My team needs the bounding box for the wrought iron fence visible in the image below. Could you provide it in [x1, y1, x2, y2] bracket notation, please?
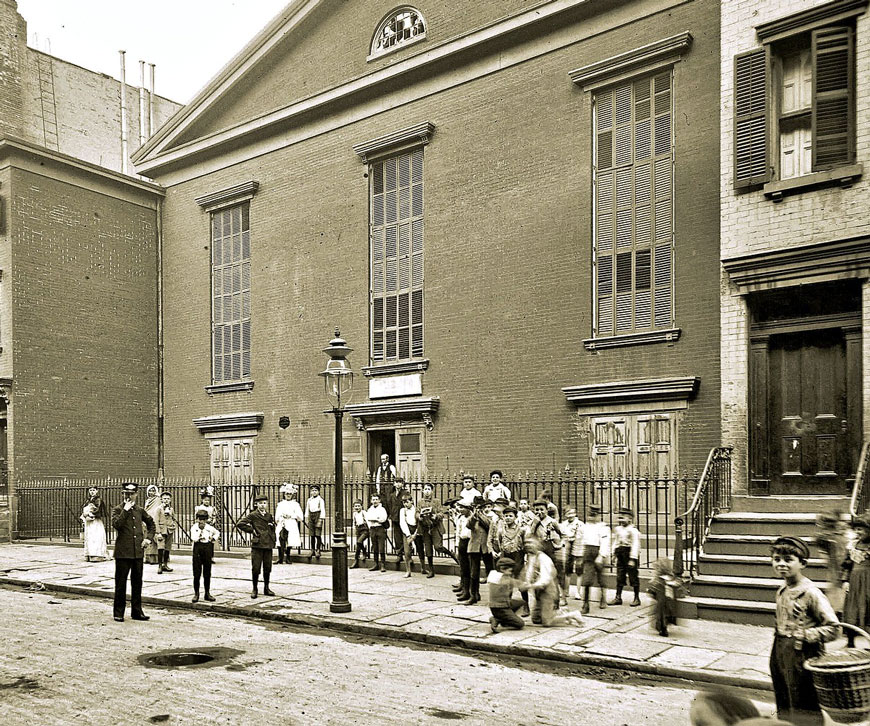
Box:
[16, 472, 699, 569]
[673, 447, 733, 579]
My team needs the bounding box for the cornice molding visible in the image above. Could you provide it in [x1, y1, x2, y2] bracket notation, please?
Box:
[194, 180, 259, 211]
[750, 311, 862, 339]
[562, 377, 699, 407]
[362, 359, 429, 378]
[756, 0, 868, 43]
[353, 122, 434, 163]
[0, 136, 163, 208]
[569, 32, 692, 91]
[193, 411, 264, 432]
[345, 397, 439, 430]
[584, 328, 681, 351]
[722, 236, 870, 292]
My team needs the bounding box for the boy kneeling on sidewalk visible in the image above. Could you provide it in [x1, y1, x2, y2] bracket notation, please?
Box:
[488, 556, 525, 632]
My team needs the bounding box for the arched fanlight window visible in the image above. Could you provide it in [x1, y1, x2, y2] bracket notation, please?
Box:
[370, 7, 426, 58]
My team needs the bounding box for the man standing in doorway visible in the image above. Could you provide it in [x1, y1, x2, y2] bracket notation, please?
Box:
[111, 481, 156, 622]
[374, 453, 397, 496]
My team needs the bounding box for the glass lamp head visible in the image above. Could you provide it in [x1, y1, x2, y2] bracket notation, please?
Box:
[320, 329, 353, 408]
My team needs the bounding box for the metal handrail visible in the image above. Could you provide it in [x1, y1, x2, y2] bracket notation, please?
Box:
[676, 446, 718, 524]
[850, 439, 870, 517]
[673, 446, 732, 579]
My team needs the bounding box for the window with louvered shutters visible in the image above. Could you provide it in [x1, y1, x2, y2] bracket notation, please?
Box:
[593, 73, 674, 338]
[812, 26, 855, 170]
[734, 49, 770, 188]
[211, 203, 252, 383]
[370, 149, 424, 362]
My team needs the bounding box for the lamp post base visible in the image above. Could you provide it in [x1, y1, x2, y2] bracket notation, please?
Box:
[330, 532, 352, 613]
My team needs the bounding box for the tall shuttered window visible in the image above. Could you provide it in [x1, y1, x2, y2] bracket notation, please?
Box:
[593, 72, 674, 338]
[211, 203, 251, 383]
[370, 149, 424, 362]
[734, 24, 855, 187]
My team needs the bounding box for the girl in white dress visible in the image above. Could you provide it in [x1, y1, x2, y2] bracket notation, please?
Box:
[81, 487, 108, 561]
[275, 483, 304, 564]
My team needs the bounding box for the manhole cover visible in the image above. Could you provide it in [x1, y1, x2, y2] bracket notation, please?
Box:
[144, 652, 215, 668]
[137, 646, 244, 670]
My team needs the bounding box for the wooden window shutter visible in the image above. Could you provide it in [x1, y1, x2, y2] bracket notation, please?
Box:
[812, 26, 854, 170]
[734, 49, 770, 188]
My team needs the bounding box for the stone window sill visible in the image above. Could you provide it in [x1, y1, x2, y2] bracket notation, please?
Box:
[584, 328, 681, 351]
[763, 164, 862, 202]
[205, 381, 254, 395]
[362, 359, 429, 378]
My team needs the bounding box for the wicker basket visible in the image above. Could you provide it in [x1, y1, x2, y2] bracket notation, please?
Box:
[805, 623, 870, 724]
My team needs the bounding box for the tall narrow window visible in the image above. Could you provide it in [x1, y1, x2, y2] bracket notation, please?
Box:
[211, 203, 251, 383]
[593, 72, 674, 337]
[370, 149, 424, 362]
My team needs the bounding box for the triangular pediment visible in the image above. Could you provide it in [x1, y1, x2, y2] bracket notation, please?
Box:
[133, 0, 330, 171]
[133, 0, 592, 177]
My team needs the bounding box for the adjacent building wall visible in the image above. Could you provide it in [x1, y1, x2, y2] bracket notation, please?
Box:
[7, 152, 162, 482]
[720, 0, 870, 492]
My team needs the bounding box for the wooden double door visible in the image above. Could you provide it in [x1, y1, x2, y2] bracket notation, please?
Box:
[751, 326, 861, 495]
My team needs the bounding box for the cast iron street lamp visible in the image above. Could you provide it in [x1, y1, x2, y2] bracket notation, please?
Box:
[319, 329, 353, 613]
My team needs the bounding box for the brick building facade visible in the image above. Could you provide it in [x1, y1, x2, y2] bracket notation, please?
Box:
[0, 0, 181, 539]
[136, 0, 722, 484]
[720, 0, 870, 497]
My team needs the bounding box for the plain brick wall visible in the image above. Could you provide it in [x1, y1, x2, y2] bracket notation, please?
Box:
[159, 0, 721, 479]
[9, 167, 160, 480]
[720, 0, 870, 492]
[19, 51, 181, 173]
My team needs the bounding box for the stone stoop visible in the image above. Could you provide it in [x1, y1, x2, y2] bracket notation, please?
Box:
[680, 496, 848, 625]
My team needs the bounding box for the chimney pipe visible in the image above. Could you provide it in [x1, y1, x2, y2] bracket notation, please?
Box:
[138, 60, 146, 146]
[148, 63, 155, 138]
[119, 50, 128, 174]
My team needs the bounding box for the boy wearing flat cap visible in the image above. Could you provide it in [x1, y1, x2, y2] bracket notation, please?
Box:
[236, 493, 277, 598]
[610, 507, 641, 607]
[111, 481, 156, 622]
[769, 535, 839, 726]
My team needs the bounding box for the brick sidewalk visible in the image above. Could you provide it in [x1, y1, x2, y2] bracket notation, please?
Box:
[0, 541, 775, 690]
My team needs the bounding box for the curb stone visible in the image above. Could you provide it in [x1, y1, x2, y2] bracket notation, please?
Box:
[0, 574, 772, 692]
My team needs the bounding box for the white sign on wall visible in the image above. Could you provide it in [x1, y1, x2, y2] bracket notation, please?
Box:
[369, 373, 423, 399]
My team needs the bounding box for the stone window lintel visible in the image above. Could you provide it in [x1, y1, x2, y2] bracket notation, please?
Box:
[194, 180, 259, 212]
[569, 32, 692, 91]
[353, 121, 435, 164]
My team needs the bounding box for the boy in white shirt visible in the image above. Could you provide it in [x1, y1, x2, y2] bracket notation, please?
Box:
[350, 499, 369, 569]
[576, 504, 611, 614]
[365, 494, 388, 572]
[482, 470, 511, 503]
[458, 475, 482, 506]
[399, 495, 421, 577]
[610, 507, 642, 606]
[190, 510, 220, 603]
[304, 485, 327, 561]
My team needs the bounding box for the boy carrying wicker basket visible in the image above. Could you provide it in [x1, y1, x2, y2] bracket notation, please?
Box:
[770, 535, 840, 726]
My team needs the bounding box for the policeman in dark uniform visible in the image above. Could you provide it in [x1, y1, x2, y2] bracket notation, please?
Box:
[111, 481, 156, 622]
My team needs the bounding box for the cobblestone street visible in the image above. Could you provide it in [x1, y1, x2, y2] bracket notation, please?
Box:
[0, 542, 778, 690]
[0, 586, 778, 726]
